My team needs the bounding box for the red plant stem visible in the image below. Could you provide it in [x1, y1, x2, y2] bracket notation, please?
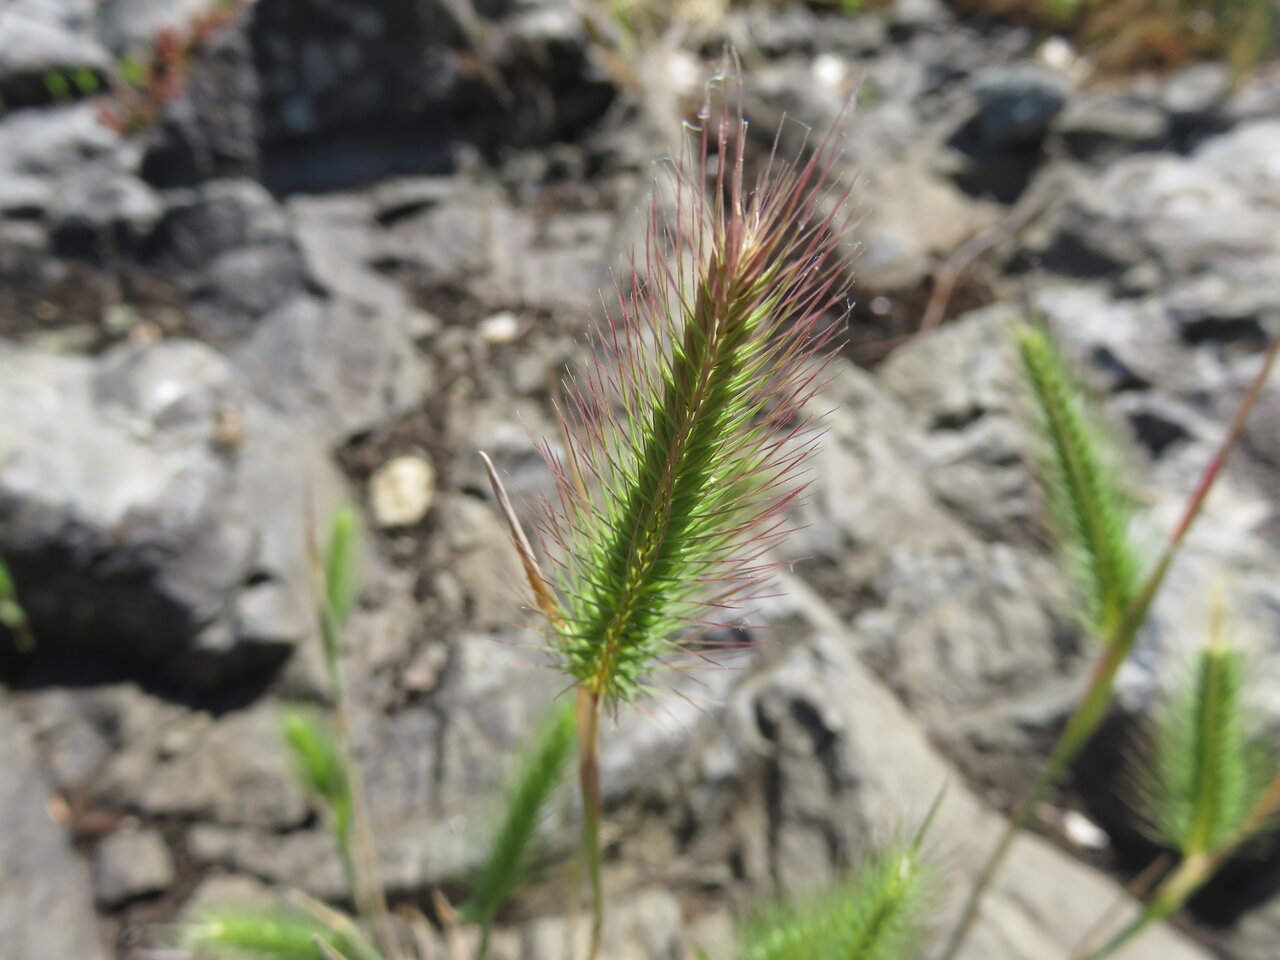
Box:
[576, 687, 604, 960]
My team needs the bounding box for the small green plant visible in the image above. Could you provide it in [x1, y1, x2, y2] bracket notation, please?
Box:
[941, 319, 1280, 960]
[1016, 325, 1141, 642]
[1070, 611, 1279, 959]
[740, 792, 942, 960]
[740, 845, 930, 960]
[192, 67, 876, 960]
[461, 701, 577, 960]
[0, 556, 34, 652]
[188, 506, 576, 960]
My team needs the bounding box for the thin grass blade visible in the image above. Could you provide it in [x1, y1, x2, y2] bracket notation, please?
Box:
[462, 700, 577, 938]
[186, 906, 368, 960]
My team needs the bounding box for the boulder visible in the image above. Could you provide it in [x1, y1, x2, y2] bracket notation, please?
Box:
[0, 339, 347, 683]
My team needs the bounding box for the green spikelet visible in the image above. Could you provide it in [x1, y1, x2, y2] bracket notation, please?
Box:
[1144, 635, 1270, 857]
[186, 907, 362, 960]
[1081, 632, 1279, 959]
[280, 707, 353, 849]
[1015, 323, 1141, 641]
[462, 702, 577, 936]
[740, 845, 930, 960]
[325, 506, 360, 633]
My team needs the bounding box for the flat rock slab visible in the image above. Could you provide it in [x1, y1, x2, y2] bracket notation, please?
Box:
[0, 695, 103, 960]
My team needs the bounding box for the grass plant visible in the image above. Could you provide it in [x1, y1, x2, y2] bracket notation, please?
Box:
[940, 320, 1280, 960]
[1070, 612, 1279, 959]
[481, 70, 853, 956]
[184, 63, 1280, 960]
[0, 556, 34, 651]
[740, 845, 931, 960]
[740, 791, 942, 960]
[461, 701, 578, 960]
[188, 507, 578, 960]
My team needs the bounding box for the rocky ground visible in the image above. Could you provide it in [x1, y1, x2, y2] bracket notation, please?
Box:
[2, 0, 1280, 958]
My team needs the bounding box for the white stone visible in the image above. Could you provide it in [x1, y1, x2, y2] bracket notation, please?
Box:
[479, 311, 521, 344]
[369, 455, 436, 528]
[1063, 808, 1111, 851]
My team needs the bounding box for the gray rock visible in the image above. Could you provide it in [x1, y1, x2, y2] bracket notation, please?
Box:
[1196, 119, 1280, 206]
[878, 287, 1280, 872]
[854, 541, 1081, 783]
[188, 243, 308, 341]
[0, 103, 121, 217]
[1042, 122, 1280, 285]
[288, 190, 428, 317]
[888, 0, 954, 32]
[138, 703, 311, 829]
[1055, 92, 1169, 163]
[187, 823, 348, 900]
[232, 580, 311, 655]
[0, 338, 349, 681]
[480, 208, 615, 316]
[232, 294, 428, 443]
[18, 681, 317, 836]
[788, 365, 968, 603]
[852, 159, 998, 290]
[879, 305, 1048, 542]
[140, 24, 262, 188]
[675, 579, 1211, 960]
[0, 1, 109, 88]
[0, 341, 248, 665]
[0, 696, 104, 960]
[972, 65, 1071, 148]
[1228, 893, 1280, 960]
[1161, 62, 1233, 121]
[0, 173, 54, 218]
[181, 872, 272, 918]
[93, 827, 175, 907]
[1224, 68, 1280, 124]
[144, 179, 291, 272]
[49, 167, 163, 259]
[520, 889, 686, 960]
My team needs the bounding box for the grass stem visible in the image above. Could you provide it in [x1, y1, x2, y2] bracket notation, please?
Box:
[576, 686, 605, 960]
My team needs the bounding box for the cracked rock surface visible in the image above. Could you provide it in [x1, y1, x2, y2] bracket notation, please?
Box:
[1, 1, 1280, 958]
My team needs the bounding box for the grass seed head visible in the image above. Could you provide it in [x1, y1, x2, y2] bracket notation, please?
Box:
[534, 72, 853, 705]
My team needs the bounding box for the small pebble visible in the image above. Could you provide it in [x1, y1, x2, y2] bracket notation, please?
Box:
[369, 455, 436, 528]
[480, 311, 521, 345]
[1063, 809, 1110, 850]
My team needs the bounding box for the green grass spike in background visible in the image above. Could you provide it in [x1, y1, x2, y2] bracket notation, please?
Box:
[1015, 323, 1141, 641]
[740, 840, 931, 960]
[463, 701, 577, 958]
[186, 906, 363, 960]
[739, 848, 930, 960]
[280, 708, 354, 850]
[1143, 633, 1273, 859]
